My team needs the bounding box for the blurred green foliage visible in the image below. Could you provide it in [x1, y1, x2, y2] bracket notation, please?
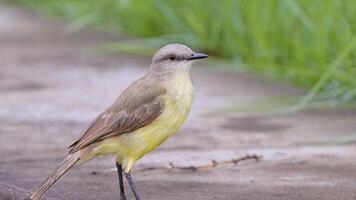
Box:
[17, 0, 356, 103]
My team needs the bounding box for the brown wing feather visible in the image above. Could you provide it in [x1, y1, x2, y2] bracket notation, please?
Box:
[68, 75, 166, 153]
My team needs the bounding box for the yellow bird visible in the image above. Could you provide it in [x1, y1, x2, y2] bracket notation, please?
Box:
[30, 43, 208, 200]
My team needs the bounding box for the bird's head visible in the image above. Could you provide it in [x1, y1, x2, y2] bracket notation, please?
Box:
[150, 43, 208, 77]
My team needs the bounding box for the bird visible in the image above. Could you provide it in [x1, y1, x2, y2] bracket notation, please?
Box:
[30, 43, 208, 200]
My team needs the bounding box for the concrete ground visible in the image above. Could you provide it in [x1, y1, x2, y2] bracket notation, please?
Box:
[1, 5, 356, 200]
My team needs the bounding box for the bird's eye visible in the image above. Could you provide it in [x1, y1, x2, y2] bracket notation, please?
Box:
[169, 55, 176, 61]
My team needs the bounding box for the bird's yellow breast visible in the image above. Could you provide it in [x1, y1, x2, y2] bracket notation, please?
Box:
[91, 71, 194, 171]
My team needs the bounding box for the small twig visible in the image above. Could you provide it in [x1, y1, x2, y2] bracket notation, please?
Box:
[138, 154, 262, 172]
[91, 154, 262, 174]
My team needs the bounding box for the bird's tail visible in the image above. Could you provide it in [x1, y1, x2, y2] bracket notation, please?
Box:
[30, 152, 81, 200]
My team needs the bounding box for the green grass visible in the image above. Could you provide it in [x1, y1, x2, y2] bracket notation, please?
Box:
[16, 0, 356, 104]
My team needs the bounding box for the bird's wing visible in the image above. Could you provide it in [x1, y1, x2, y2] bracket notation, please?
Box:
[68, 76, 166, 153]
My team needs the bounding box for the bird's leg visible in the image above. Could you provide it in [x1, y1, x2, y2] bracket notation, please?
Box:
[124, 172, 141, 200]
[116, 163, 126, 200]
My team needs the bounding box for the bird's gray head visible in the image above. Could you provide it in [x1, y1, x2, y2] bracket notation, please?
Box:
[150, 43, 207, 76]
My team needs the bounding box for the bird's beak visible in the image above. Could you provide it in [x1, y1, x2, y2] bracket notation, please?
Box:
[186, 52, 208, 61]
